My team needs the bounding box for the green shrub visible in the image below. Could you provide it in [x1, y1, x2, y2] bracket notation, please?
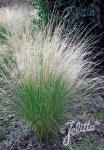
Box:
[33, 0, 52, 25]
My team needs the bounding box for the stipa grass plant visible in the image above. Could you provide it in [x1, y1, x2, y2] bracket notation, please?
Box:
[0, 5, 40, 40]
[0, 6, 39, 76]
[0, 6, 29, 31]
[1, 27, 74, 138]
[1, 13, 104, 139]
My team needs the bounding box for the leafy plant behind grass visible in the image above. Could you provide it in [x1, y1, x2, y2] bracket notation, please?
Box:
[33, 0, 52, 26]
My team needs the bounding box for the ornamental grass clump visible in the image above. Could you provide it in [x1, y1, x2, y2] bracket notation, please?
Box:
[0, 6, 39, 42]
[0, 11, 104, 139]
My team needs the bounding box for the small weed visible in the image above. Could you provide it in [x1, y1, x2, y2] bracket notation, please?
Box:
[98, 108, 104, 121]
[73, 137, 104, 150]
